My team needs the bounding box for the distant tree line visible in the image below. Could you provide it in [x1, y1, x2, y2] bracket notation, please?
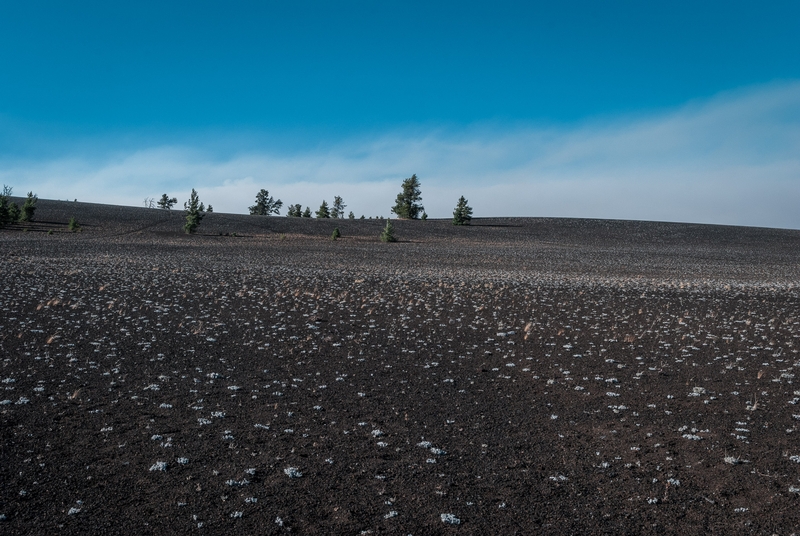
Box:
[1, 175, 474, 240]
[240, 174, 470, 226]
[0, 184, 82, 232]
[0, 186, 37, 228]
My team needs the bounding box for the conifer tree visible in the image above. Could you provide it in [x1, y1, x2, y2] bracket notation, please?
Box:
[316, 200, 330, 218]
[157, 194, 178, 210]
[331, 196, 346, 218]
[331, 227, 341, 240]
[249, 189, 283, 216]
[452, 196, 473, 226]
[0, 185, 16, 228]
[302, 206, 312, 218]
[287, 203, 302, 217]
[391, 174, 424, 219]
[348, 211, 355, 219]
[20, 192, 37, 222]
[8, 202, 20, 223]
[183, 188, 206, 234]
[380, 218, 397, 242]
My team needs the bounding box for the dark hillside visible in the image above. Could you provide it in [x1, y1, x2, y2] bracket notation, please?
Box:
[2, 200, 800, 534]
[6, 199, 800, 285]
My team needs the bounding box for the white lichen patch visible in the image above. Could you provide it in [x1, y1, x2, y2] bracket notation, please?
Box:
[149, 461, 167, 472]
[440, 513, 460, 525]
[284, 467, 302, 478]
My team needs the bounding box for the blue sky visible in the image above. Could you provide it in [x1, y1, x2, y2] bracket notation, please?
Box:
[1, 1, 799, 227]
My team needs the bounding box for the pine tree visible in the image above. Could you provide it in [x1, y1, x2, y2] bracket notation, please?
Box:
[348, 211, 355, 219]
[206, 205, 213, 213]
[331, 227, 341, 240]
[380, 218, 397, 242]
[157, 194, 178, 210]
[391, 174, 424, 219]
[302, 206, 312, 218]
[249, 189, 283, 216]
[316, 200, 330, 218]
[452, 196, 473, 226]
[331, 196, 346, 218]
[421, 211, 428, 220]
[287, 203, 302, 217]
[20, 192, 37, 222]
[183, 188, 206, 234]
[8, 202, 20, 223]
[0, 185, 15, 228]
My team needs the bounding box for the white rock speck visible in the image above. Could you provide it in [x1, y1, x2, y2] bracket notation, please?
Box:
[284, 467, 302, 478]
[440, 513, 460, 525]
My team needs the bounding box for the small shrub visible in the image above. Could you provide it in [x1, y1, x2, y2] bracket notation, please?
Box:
[380, 219, 397, 242]
[20, 192, 37, 222]
[331, 227, 341, 240]
[68, 217, 80, 232]
[47, 229, 53, 235]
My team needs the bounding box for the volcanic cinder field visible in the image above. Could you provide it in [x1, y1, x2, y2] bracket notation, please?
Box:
[3, 200, 800, 535]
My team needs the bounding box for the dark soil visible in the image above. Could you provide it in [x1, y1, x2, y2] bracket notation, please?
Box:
[3, 200, 800, 534]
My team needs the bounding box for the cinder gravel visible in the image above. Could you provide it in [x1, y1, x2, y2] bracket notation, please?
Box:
[2, 200, 800, 534]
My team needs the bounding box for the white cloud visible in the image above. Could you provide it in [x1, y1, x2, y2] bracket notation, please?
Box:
[1, 81, 799, 227]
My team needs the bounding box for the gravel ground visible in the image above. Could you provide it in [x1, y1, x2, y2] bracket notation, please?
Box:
[3, 200, 800, 534]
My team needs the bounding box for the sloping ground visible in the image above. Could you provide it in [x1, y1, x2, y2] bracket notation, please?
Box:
[2, 201, 800, 534]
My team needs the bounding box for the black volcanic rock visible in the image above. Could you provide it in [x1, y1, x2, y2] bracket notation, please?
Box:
[1, 200, 800, 534]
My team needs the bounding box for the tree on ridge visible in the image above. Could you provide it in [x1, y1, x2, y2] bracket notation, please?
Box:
[391, 174, 423, 219]
[249, 189, 283, 216]
[452, 196, 473, 225]
[184, 189, 206, 234]
[316, 200, 330, 218]
[158, 194, 178, 210]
